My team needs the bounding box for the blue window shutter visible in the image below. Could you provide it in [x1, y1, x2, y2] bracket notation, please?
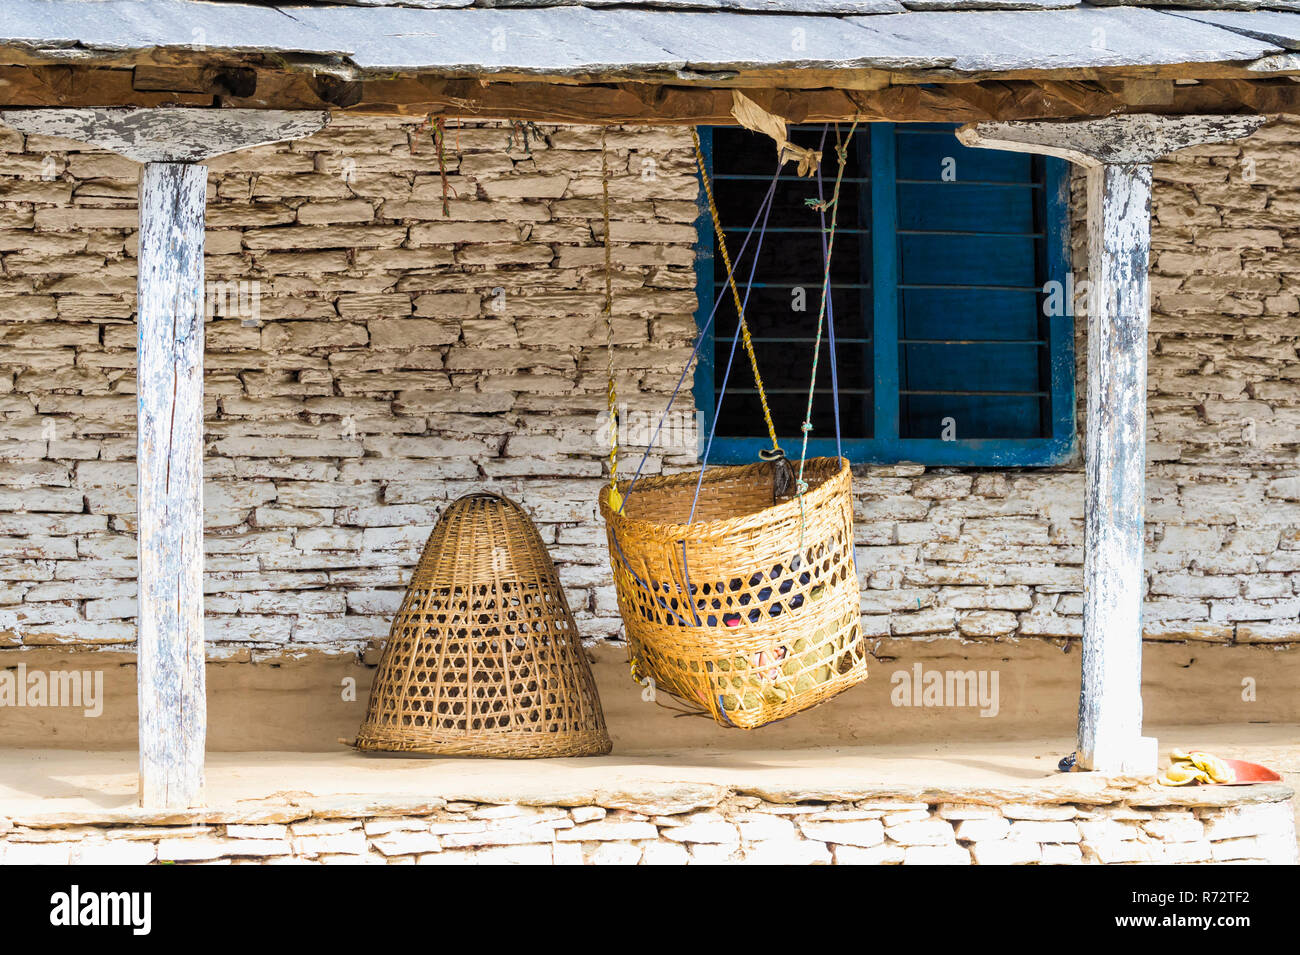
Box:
[693, 123, 1075, 468]
[893, 123, 1060, 446]
[870, 124, 899, 448]
[876, 122, 1074, 464]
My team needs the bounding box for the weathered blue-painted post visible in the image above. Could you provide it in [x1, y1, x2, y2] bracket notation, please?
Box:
[959, 114, 1265, 775]
[0, 107, 328, 808]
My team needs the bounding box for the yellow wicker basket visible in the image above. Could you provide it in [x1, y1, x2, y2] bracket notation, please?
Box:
[600, 457, 866, 729]
[357, 492, 611, 758]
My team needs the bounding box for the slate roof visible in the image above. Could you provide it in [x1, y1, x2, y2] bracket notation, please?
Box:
[1, 0, 1297, 77]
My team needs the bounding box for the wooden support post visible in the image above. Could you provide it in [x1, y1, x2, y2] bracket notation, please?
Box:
[135, 162, 209, 808]
[1079, 161, 1153, 777]
[0, 108, 327, 808]
[958, 114, 1265, 776]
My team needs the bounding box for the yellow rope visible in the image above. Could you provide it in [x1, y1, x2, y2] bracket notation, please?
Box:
[691, 127, 781, 456]
[601, 128, 622, 512]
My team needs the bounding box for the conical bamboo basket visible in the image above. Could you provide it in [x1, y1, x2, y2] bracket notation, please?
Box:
[357, 492, 611, 757]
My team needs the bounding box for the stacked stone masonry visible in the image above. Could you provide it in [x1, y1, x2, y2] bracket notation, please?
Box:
[2, 794, 1294, 865]
[1, 114, 1299, 654]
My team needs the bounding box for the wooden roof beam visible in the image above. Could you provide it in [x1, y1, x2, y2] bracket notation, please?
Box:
[3, 65, 1300, 125]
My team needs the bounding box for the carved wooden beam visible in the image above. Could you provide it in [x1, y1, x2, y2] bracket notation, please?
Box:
[0, 106, 329, 162]
[956, 113, 1267, 167]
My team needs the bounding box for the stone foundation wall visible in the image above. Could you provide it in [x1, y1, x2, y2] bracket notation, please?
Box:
[3, 791, 1294, 865]
[0, 114, 1299, 656]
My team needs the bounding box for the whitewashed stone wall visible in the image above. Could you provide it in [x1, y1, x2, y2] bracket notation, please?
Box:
[0, 114, 1298, 655]
[3, 792, 1294, 865]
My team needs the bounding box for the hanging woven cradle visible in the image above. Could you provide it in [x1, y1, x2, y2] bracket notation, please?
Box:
[357, 492, 611, 758]
[601, 456, 867, 730]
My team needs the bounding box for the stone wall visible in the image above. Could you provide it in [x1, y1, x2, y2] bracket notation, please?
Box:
[1, 114, 1299, 657]
[3, 790, 1294, 866]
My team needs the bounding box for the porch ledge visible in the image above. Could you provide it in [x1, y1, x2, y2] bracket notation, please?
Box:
[3, 727, 1294, 829]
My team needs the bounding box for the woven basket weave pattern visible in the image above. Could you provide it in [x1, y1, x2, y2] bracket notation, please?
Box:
[357, 493, 611, 757]
[601, 457, 867, 729]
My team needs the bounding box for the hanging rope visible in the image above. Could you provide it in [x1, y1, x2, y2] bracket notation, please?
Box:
[611, 127, 849, 515]
[690, 161, 780, 525]
[795, 119, 858, 497]
[431, 116, 456, 218]
[815, 124, 843, 461]
[691, 127, 781, 459]
[600, 127, 621, 513]
[606, 163, 782, 628]
[617, 163, 783, 514]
